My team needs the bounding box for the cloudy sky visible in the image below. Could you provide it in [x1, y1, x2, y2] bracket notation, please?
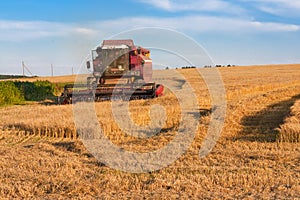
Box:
[0, 0, 299, 76]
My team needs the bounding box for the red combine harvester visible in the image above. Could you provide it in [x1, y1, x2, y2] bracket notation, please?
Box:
[61, 39, 164, 103]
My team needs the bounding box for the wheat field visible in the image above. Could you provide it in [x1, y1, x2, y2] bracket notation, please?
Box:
[278, 99, 300, 143]
[0, 64, 300, 199]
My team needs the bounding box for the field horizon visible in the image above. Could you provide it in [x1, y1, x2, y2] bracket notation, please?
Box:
[2, 63, 300, 83]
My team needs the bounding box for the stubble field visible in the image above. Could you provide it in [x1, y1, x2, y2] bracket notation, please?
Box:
[0, 64, 300, 199]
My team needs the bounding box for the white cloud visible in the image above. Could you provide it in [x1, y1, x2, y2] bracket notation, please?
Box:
[253, 0, 300, 8]
[138, 0, 300, 19]
[138, 0, 245, 15]
[0, 20, 99, 42]
[93, 16, 300, 34]
[249, 21, 299, 31]
[73, 27, 97, 36]
[0, 15, 299, 43]
[241, 0, 300, 17]
[0, 20, 66, 40]
[139, 0, 172, 10]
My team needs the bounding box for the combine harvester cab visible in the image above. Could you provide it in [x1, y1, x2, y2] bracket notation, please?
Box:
[61, 39, 164, 103]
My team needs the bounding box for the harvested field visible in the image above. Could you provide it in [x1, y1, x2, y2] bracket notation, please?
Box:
[0, 75, 77, 83]
[0, 64, 300, 199]
[278, 99, 300, 143]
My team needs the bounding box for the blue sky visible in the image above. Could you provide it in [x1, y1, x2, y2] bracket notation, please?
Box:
[0, 0, 300, 76]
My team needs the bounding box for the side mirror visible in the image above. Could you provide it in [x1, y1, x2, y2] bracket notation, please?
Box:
[86, 61, 91, 69]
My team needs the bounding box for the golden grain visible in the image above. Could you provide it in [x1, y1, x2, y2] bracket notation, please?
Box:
[0, 64, 300, 198]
